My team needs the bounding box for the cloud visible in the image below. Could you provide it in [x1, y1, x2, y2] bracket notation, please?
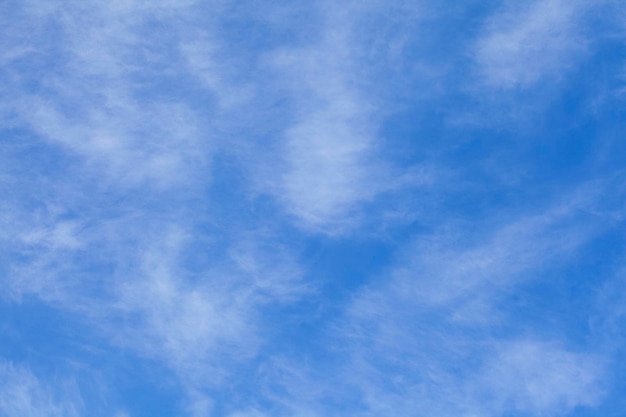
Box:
[0, 2, 312, 412]
[2, 0, 429, 235]
[474, 0, 591, 89]
[2, 0, 216, 188]
[0, 141, 307, 414]
[5, 212, 307, 401]
[21, 97, 206, 187]
[351, 184, 610, 325]
[217, 181, 618, 417]
[474, 340, 605, 415]
[310, 184, 615, 416]
[0, 200, 90, 303]
[590, 262, 626, 354]
[227, 410, 268, 417]
[0, 360, 82, 417]
[2, 1, 624, 416]
[259, 2, 411, 233]
[108, 226, 258, 382]
[101, 227, 307, 413]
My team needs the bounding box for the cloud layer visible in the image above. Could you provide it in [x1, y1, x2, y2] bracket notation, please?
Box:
[2, 1, 626, 416]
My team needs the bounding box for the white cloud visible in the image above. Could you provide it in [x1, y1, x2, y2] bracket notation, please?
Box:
[3, 1, 622, 416]
[590, 263, 626, 355]
[0, 200, 90, 303]
[185, 391, 214, 417]
[351, 189, 604, 327]
[2, 0, 427, 234]
[181, 34, 253, 110]
[0, 360, 82, 417]
[0, 170, 306, 410]
[474, 0, 591, 89]
[261, 2, 403, 233]
[22, 96, 206, 187]
[277, 106, 381, 231]
[19, 220, 84, 251]
[97, 226, 307, 413]
[0, 1, 309, 405]
[227, 410, 268, 417]
[317, 185, 614, 417]
[8, 214, 305, 394]
[474, 340, 605, 415]
[2, 1, 215, 188]
[110, 228, 258, 381]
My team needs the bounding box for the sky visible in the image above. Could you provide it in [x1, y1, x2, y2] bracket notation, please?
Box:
[1, 0, 626, 416]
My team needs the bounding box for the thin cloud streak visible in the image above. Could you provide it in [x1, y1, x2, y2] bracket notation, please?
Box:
[3, 0, 216, 188]
[319, 184, 616, 417]
[263, 2, 405, 233]
[1, 1, 625, 416]
[0, 360, 82, 417]
[473, 0, 592, 89]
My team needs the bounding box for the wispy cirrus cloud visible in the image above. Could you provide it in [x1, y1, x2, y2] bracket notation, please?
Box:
[352, 185, 623, 415]
[0, 1, 313, 413]
[251, 182, 618, 417]
[473, 0, 593, 89]
[473, 340, 605, 415]
[0, 360, 82, 417]
[2, 0, 217, 188]
[109, 226, 305, 380]
[2, 200, 307, 413]
[256, 1, 425, 234]
[2, 1, 626, 416]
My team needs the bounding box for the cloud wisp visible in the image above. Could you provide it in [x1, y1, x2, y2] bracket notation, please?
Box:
[2, 1, 626, 416]
[255, 184, 617, 417]
[258, 1, 419, 234]
[0, 360, 82, 417]
[473, 0, 592, 89]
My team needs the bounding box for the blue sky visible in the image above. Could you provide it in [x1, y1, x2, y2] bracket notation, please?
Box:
[1, 0, 626, 416]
